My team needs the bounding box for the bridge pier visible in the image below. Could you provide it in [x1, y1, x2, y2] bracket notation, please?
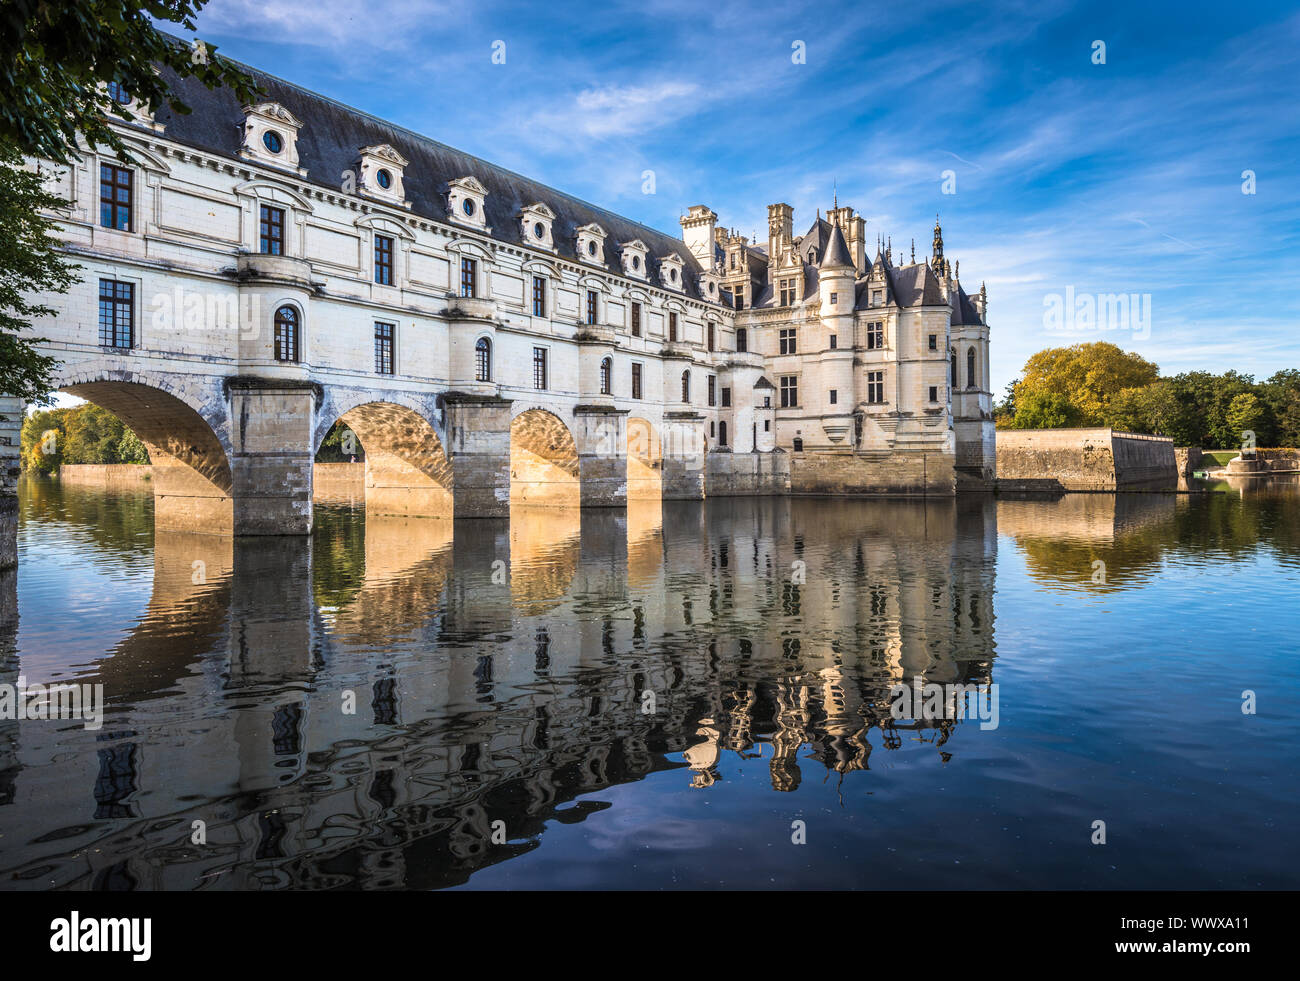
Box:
[573, 406, 628, 508]
[227, 379, 317, 535]
[444, 393, 512, 518]
[662, 411, 707, 500]
[0, 397, 21, 571]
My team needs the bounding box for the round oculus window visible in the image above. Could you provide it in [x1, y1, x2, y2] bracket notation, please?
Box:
[377, 169, 392, 189]
[587, 240, 597, 256]
[670, 268, 678, 282]
[262, 130, 283, 154]
[631, 255, 640, 269]
[534, 221, 545, 239]
[463, 198, 476, 216]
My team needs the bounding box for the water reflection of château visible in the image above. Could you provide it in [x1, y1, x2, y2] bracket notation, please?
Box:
[1, 493, 997, 890]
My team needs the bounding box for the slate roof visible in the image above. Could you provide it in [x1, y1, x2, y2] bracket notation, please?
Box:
[819, 222, 853, 268]
[951, 284, 984, 325]
[147, 53, 714, 301]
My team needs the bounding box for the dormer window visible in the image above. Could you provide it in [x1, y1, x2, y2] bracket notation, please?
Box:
[576, 223, 607, 266]
[620, 240, 649, 279]
[519, 203, 556, 251]
[357, 144, 409, 207]
[447, 176, 489, 231]
[107, 82, 131, 105]
[240, 102, 305, 174]
[658, 253, 685, 291]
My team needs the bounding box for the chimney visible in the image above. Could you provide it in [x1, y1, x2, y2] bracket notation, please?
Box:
[679, 205, 718, 265]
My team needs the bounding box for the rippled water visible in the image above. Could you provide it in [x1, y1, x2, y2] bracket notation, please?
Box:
[2, 475, 1298, 890]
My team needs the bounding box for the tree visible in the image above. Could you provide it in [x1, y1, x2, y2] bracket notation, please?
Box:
[0, 144, 77, 400]
[0, 1, 258, 167]
[1014, 342, 1159, 427]
[0, 0, 261, 402]
[20, 406, 63, 473]
[1226, 392, 1267, 452]
[1010, 390, 1083, 430]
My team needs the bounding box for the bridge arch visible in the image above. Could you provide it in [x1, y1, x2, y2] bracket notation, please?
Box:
[317, 398, 453, 517]
[55, 368, 235, 532]
[510, 406, 579, 508]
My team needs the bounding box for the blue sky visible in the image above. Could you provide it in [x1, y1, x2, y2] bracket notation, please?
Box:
[184, 0, 1300, 394]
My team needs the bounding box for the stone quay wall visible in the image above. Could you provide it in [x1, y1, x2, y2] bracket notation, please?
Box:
[705, 451, 792, 497]
[996, 428, 1177, 491]
[791, 449, 957, 496]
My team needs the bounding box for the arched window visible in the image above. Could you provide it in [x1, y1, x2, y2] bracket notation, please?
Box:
[736, 328, 747, 353]
[681, 370, 691, 403]
[967, 347, 977, 389]
[475, 337, 492, 382]
[950, 349, 958, 387]
[274, 306, 300, 362]
[719, 420, 728, 447]
[599, 356, 612, 395]
[793, 437, 803, 452]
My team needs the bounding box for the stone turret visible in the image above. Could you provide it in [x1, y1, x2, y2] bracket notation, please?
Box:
[679, 205, 718, 265]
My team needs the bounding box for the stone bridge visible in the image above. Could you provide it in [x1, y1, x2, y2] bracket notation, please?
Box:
[2, 343, 710, 554]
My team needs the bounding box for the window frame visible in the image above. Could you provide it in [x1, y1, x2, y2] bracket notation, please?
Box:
[373, 321, 395, 375]
[259, 204, 285, 256]
[99, 163, 133, 231]
[475, 336, 492, 382]
[274, 305, 301, 363]
[460, 256, 477, 298]
[532, 346, 549, 390]
[97, 279, 134, 349]
[779, 375, 798, 408]
[374, 234, 395, 286]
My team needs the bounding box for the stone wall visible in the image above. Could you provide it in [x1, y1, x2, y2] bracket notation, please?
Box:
[1257, 448, 1300, 471]
[56, 464, 152, 488]
[1174, 446, 1203, 477]
[0, 397, 19, 570]
[704, 451, 791, 497]
[790, 449, 956, 496]
[996, 428, 1176, 491]
[313, 462, 365, 502]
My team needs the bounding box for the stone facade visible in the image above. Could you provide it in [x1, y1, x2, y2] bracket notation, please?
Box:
[7, 51, 996, 549]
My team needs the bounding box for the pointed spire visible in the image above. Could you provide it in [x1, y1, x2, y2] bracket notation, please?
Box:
[833, 180, 837, 211]
[932, 213, 944, 269]
[820, 221, 853, 269]
[911, 239, 916, 263]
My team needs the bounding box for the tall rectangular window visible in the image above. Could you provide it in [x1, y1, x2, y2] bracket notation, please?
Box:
[867, 370, 885, 404]
[586, 290, 599, 325]
[533, 346, 548, 390]
[867, 321, 884, 350]
[630, 302, 641, 337]
[736, 328, 747, 353]
[532, 275, 546, 316]
[99, 164, 132, 230]
[374, 322, 394, 375]
[779, 328, 797, 355]
[460, 257, 477, 297]
[733, 287, 744, 311]
[98, 279, 134, 349]
[928, 333, 938, 351]
[721, 387, 731, 408]
[779, 375, 798, 408]
[259, 205, 284, 255]
[779, 278, 795, 306]
[707, 322, 715, 352]
[829, 389, 838, 405]
[374, 235, 394, 285]
[929, 385, 939, 402]
[829, 334, 838, 350]
[668, 312, 678, 342]
[708, 375, 716, 407]
[631, 362, 642, 400]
